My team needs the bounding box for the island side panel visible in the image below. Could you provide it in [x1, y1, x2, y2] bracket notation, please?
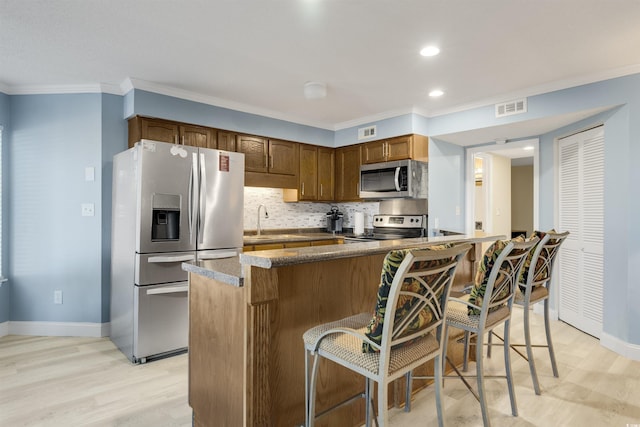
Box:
[251, 253, 387, 427]
[189, 273, 246, 427]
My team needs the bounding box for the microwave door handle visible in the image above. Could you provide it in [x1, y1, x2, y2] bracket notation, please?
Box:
[394, 167, 401, 191]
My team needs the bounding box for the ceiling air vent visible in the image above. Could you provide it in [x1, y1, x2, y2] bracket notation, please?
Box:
[495, 98, 527, 118]
[358, 125, 377, 140]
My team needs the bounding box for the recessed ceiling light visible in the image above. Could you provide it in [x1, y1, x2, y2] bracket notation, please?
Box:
[429, 89, 444, 97]
[523, 146, 534, 151]
[420, 46, 440, 57]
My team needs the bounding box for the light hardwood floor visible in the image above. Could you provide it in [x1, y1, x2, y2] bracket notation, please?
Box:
[2, 309, 640, 426]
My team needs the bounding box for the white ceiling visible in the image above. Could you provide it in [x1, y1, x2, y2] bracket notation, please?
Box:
[2, 0, 640, 144]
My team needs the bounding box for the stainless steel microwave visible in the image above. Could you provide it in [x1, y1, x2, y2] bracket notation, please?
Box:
[359, 159, 428, 199]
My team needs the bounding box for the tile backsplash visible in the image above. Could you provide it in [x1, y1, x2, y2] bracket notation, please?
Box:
[244, 187, 379, 231]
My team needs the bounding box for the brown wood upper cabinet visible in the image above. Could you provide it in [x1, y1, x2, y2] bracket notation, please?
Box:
[237, 135, 297, 176]
[128, 116, 215, 149]
[335, 144, 362, 202]
[361, 134, 428, 164]
[296, 145, 334, 201]
[216, 131, 237, 152]
[317, 147, 335, 201]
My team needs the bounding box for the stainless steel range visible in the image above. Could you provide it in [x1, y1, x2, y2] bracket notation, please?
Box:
[344, 199, 428, 242]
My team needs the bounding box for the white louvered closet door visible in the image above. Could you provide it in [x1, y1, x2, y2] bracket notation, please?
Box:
[557, 126, 604, 338]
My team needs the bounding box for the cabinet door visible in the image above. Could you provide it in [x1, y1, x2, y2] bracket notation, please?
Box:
[217, 131, 237, 152]
[269, 139, 298, 176]
[140, 118, 179, 144]
[362, 140, 387, 164]
[317, 147, 335, 201]
[237, 135, 268, 173]
[385, 135, 413, 161]
[335, 145, 361, 201]
[180, 124, 214, 148]
[299, 145, 318, 200]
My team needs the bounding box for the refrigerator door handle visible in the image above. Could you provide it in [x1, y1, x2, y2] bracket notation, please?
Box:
[146, 284, 189, 295]
[199, 152, 207, 246]
[189, 152, 199, 245]
[147, 254, 196, 263]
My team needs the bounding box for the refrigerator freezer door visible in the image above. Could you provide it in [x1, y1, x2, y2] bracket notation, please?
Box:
[137, 140, 199, 254]
[135, 251, 196, 286]
[134, 282, 188, 362]
[197, 148, 244, 251]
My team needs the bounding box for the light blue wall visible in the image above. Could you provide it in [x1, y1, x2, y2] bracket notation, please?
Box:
[0, 92, 10, 323]
[101, 94, 128, 322]
[9, 94, 104, 322]
[427, 138, 465, 233]
[420, 73, 640, 345]
[130, 89, 335, 147]
[334, 114, 414, 147]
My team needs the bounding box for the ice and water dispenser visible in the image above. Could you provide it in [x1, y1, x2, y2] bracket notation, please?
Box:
[151, 193, 181, 241]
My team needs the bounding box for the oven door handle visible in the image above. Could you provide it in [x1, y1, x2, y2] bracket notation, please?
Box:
[394, 167, 401, 191]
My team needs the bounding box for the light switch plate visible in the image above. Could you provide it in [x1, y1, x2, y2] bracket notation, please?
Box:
[85, 167, 95, 182]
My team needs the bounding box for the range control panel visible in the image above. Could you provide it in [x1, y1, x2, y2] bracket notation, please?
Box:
[373, 214, 426, 229]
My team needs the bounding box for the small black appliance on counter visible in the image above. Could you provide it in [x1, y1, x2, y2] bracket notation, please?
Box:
[326, 206, 344, 233]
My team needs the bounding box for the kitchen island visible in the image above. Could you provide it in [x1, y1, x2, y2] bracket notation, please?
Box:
[183, 234, 501, 427]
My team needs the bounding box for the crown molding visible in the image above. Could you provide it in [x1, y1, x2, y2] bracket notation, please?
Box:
[2, 64, 639, 130]
[4, 84, 107, 95]
[333, 107, 415, 131]
[126, 78, 335, 131]
[427, 63, 640, 118]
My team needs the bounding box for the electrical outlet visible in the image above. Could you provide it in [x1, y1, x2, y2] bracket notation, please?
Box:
[81, 203, 95, 217]
[54, 290, 63, 305]
[434, 217, 440, 229]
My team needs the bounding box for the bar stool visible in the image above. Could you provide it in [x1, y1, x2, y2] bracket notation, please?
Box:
[509, 230, 569, 395]
[440, 236, 538, 427]
[303, 244, 471, 427]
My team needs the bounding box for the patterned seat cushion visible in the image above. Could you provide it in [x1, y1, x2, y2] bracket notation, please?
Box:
[517, 229, 557, 292]
[362, 244, 453, 353]
[468, 236, 525, 315]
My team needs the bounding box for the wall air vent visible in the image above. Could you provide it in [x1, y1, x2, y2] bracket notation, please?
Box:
[358, 125, 377, 140]
[495, 98, 527, 118]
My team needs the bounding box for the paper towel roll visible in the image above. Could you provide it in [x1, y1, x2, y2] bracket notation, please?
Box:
[353, 212, 365, 235]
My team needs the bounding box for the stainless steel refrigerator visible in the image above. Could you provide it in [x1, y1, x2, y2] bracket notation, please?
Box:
[110, 139, 244, 363]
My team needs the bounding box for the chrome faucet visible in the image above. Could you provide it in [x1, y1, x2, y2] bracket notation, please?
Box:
[257, 204, 269, 235]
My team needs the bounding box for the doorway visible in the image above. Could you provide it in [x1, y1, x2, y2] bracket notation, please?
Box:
[465, 139, 539, 241]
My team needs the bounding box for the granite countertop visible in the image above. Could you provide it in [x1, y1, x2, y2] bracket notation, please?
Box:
[183, 234, 503, 287]
[182, 256, 244, 287]
[240, 234, 500, 269]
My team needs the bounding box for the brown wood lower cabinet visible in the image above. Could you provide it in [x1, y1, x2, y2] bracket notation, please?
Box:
[188, 243, 479, 427]
[244, 239, 342, 252]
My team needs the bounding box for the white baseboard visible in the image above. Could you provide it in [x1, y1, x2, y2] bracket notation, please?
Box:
[0, 321, 8, 337]
[7, 321, 111, 338]
[601, 332, 640, 361]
